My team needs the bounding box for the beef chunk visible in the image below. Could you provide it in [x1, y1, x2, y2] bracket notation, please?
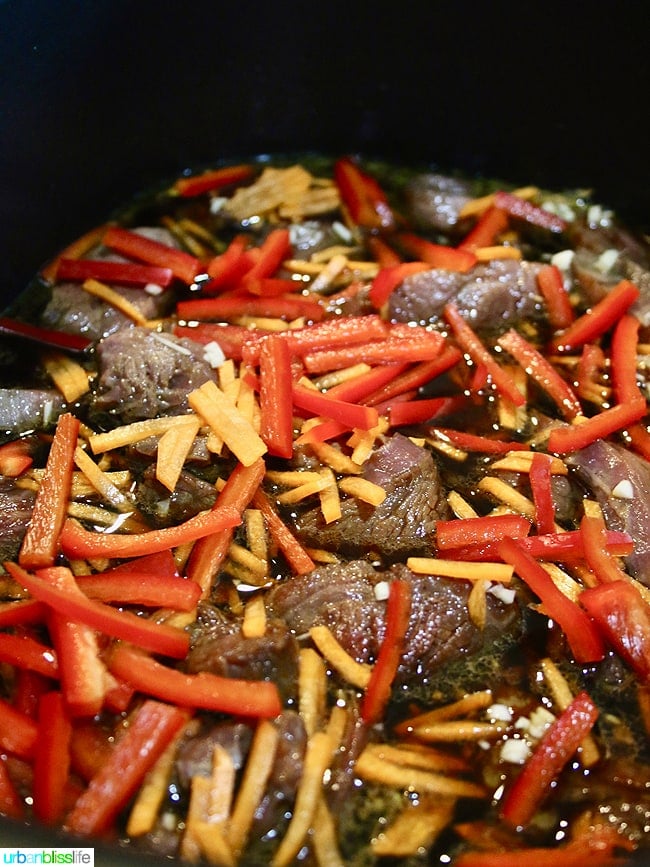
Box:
[0, 388, 65, 437]
[187, 604, 299, 702]
[568, 440, 650, 586]
[388, 259, 544, 332]
[404, 173, 474, 233]
[0, 478, 36, 563]
[266, 560, 522, 695]
[89, 327, 216, 426]
[135, 466, 218, 526]
[294, 434, 447, 560]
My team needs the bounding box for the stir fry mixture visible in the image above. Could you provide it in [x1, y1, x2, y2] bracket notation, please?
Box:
[2, 155, 650, 866]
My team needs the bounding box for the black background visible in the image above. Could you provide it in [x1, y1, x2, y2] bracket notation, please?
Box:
[1, 0, 648, 306]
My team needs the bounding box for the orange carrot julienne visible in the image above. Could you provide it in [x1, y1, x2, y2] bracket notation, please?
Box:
[19, 412, 80, 571]
[252, 487, 315, 575]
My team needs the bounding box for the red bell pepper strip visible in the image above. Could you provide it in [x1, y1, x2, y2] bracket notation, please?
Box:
[302, 332, 446, 373]
[75, 569, 201, 611]
[109, 646, 282, 718]
[454, 836, 626, 867]
[627, 422, 650, 462]
[367, 235, 402, 268]
[186, 459, 265, 594]
[48, 611, 111, 718]
[4, 562, 189, 660]
[368, 261, 431, 308]
[294, 418, 351, 445]
[458, 205, 509, 251]
[33, 690, 72, 825]
[493, 191, 567, 233]
[0, 696, 38, 759]
[529, 452, 556, 535]
[69, 720, 116, 782]
[12, 668, 50, 718]
[39, 223, 109, 283]
[259, 334, 294, 459]
[536, 264, 574, 329]
[19, 412, 80, 570]
[0, 757, 24, 820]
[426, 427, 528, 454]
[518, 528, 633, 562]
[252, 487, 315, 576]
[56, 258, 174, 288]
[64, 699, 188, 836]
[444, 303, 526, 406]
[497, 329, 582, 419]
[0, 439, 33, 477]
[549, 279, 640, 353]
[177, 291, 325, 323]
[172, 163, 254, 198]
[108, 548, 180, 579]
[611, 313, 643, 404]
[500, 691, 598, 828]
[284, 315, 389, 356]
[576, 342, 607, 402]
[498, 537, 605, 663]
[241, 227, 291, 283]
[364, 348, 463, 407]
[0, 598, 46, 628]
[580, 580, 650, 682]
[547, 396, 647, 454]
[437, 514, 532, 552]
[389, 396, 459, 427]
[103, 225, 201, 285]
[361, 578, 411, 725]
[245, 276, 301, 297]
[0, 316, 92, 354]
[397, 232, 477, 272]
[204, 234, 254, 291]
[292, 382, 379, 430]
[334, 157, 395, 230]
[325, 363, 409, 406]
[59, 504, 240, 560]
[0, 632, 58, 679]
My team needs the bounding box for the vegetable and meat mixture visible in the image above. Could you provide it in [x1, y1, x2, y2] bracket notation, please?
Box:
[1, 154, 650, 865]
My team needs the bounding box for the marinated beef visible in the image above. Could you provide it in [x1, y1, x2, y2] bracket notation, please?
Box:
[0, 478, 35, 563]
[90, 327, 217, 426]
[188, 604, 300, 702]
[294, 433, 447, 559]
[403, 173, 474, 233]
[266, 560, 522, 695]
[568, 439, 650, 586]
[388, 259, 544, 332]
[0, 387, 65, 437]
[135, 465, 218, 526]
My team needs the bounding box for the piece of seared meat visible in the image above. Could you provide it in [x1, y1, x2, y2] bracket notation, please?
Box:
[266, 560, 522, 696]
[89, 326, 216, 426]
[403, 173, 474, 234]
[0, 387, 65, 438]
[568, 439, 650, 587]
[294, 433, 448, 560]
[0, 478, 36, 563]
[388, 258, 544, 332]
[187, 604, 300, 702]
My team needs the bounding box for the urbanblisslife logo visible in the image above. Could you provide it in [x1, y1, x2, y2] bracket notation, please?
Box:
[0, 851, 93, 865]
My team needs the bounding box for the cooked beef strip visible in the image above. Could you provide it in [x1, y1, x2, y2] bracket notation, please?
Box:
[0, 478, 35, 563]
[403, 173, 474, 233]
[0, 387, 65, 438]
[135, 465, 218, 526]
[294, 433, 448, 559]
[266, 560, 522, 694]
[388, 259, 544, 332]
[89, 326, 216, 426]
[187, 604, 300, 703]
[568, 440, 650, 586]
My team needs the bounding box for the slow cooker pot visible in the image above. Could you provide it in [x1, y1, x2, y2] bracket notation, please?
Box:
[0, 1, 648, 863]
